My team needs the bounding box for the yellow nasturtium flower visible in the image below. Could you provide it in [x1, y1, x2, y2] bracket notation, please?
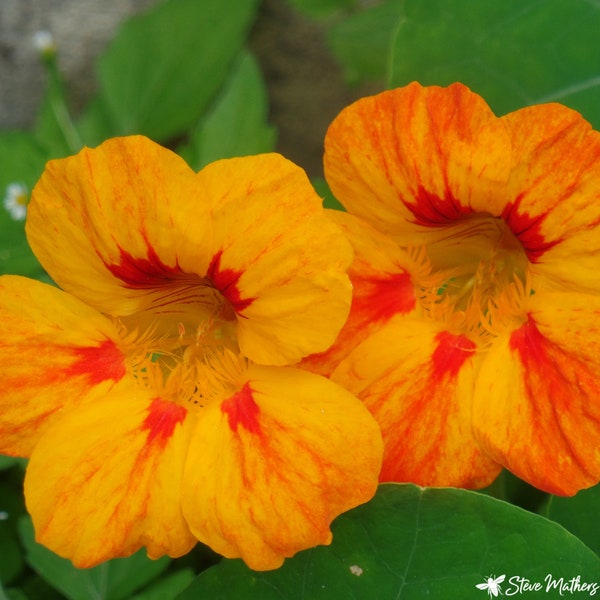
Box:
[306, 82, 600, 496]
[0, 136, 382, 570]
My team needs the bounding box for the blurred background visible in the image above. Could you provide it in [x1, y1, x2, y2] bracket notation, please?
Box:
[0, 0, 379, 178]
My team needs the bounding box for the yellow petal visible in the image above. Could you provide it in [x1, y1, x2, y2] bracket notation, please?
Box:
[302, 211, 422, 376]
[0, 276, 127, 456]
[332, 316, 500, 488]
[181, 364, 382, 570]
[29, 140, 352, 366]
[324, 82, 512, 240]
[501, 103, 600, 292]
[199, 154, 353, 365]
[473, 292, 600, 495]
[27, 135, 213, 315]
[25, 393, 196, 567]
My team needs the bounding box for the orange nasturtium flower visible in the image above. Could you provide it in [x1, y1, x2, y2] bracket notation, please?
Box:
[305, 81, 600, 496]
[0, 136, 383, 570]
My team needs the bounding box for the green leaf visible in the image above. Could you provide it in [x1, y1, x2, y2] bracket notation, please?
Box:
[178, 51, 276, 170]
[94, 0, 261, 141]
[0, 457, 16, 471]
[389, 0, 600, 125]
[18, 517, 170, 600]
[130, 569, 195, 600]
[312, 177, 344, 211]
[0, 581, 27, 600]
[178, 484, 600, 599]
[75, 96, 122, 148]
[327, 0, 403, 83]
[0, 482, 26, 585]
[546, 482, 600, 557]
[0, 132, 47, 278]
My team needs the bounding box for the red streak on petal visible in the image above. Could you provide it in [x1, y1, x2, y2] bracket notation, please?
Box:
[406, 187, 474, 227]
[352, 271, 416, 323]
[221, 382, 262, 435]
[104, 241, 182, 289]
[509, 314, 550, 366]
[432, 331, 476, 379]
[64, 339, 126, 384]
[142, 398, 188, 447]
[207, 251, 255, 313]
[502, 201, 560, 263]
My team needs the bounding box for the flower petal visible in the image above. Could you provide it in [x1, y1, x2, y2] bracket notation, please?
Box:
[24, 393, 196, 567]
[324, 82, 512, 239]
[180, 364, 382, 570]
[29, 139, 352, 365]
[500, 103, 600, 292]
[332, 317, 501, 488]
[473, 292, 600, 495]
[27, 135, 213, 315]
[200, 154, 353, 365]
[0, 276, 127, 456]
[302, 211, 422, 376]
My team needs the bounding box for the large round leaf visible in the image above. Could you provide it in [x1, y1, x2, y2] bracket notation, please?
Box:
[179, 484, 600, 599]
[389, 0, 600, 126]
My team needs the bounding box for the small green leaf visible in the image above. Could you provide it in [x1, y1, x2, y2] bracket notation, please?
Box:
[94, 0, 261, 141]
[546, 482, 600, 557]
[178, 51, 276, 170]
[327, 0, 403, 83]
[178, 484, 600, 600]
[390, 0, 600, 125]
[18, 516, 170, 600]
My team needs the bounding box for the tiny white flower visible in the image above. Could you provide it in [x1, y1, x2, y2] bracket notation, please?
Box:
[0, 511, 9, 520]
[349, 564, 364, 576]
[4, 182, 29, 221]
[32, 30, 56, 56]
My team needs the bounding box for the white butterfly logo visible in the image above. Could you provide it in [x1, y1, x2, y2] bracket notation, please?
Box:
[476, 574, 506, 597]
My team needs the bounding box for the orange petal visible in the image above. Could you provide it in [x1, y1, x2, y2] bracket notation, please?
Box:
[27, 135, 213, 315]
[473, 292, 600, 495]
[500, 103, 600, 292]
[180, 364, 382, 570]
[25, 393, 196, 567]
[0, 276, 127, 456]
[324, 82, 512, 240]
[332, 317, 500, 488]
[199, 154, 353, 365]
[302, 211, 422, 376]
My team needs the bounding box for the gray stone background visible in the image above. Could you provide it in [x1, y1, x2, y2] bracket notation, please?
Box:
[0, 0, 375, 178]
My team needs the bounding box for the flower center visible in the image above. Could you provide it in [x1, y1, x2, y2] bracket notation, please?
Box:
[418, 215, 531, 346]
[117, 275, 246, 411]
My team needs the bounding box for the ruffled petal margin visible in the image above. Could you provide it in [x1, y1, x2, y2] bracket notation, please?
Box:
[332, 316, 500, 488]
[324, 82, 512, 240]
[0, 276, 127, 456]
[501, 103, 600, 287]
[473, 292, 600, 495]
[27, 136, 213, 316]
[180, 364, 383, 570]
[200, 154, 354, 366]
[24, 393, 196, 567]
